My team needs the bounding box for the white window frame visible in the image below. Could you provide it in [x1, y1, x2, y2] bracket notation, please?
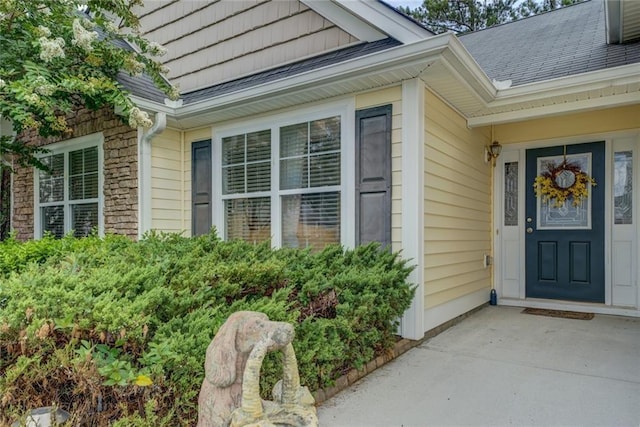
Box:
[33, 133, 105, 238]
[213, 100, 355, 248]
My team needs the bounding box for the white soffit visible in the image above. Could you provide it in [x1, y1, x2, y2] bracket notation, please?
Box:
[303, 0, 433, 44]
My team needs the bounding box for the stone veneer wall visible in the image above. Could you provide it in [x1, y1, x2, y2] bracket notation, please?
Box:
[12, 106, 139, 240]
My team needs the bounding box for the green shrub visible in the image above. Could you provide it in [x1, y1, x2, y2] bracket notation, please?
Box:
[0, 231, 414, 425]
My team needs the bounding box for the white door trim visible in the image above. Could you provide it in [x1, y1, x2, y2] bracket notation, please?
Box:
[493, 130, 640, 314]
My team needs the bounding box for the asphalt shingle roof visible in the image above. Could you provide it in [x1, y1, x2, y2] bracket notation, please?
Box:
[460, 0, 640, 87]
[182, 38, 402, 105]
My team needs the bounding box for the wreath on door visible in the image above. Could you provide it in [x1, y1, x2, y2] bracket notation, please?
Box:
[533, 157, 596, 207]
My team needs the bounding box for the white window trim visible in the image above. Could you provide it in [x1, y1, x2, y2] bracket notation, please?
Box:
[213, 99, 355, 248]
[33, 133, 105, 238]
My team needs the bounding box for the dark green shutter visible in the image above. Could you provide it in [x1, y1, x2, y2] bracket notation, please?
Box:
[192, 140, 212, 236]
[355, 105, 392, 247]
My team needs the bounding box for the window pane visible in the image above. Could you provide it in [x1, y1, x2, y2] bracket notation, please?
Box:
[280, 157, 308, 190]
[40, 154, 64, 178]
[84, 172, 99, 199]
[247, 162, 271, 192]
[246, 130, 271, 162]
[310, 153, 340, 187]
[222, 131, 271, 195]
[614, 151, 632, 225]
[222, 165, 245, 194]
[39, 154, 64, 203]
[280, 123, 308, 158]
[72, 203, 98, 237]
[70, 147, 99, 200]
[282, 192, 340, 250]
[310, 116, 340, 153]
[40, 177, 64, 203]
[225, 197, 271, 243]
[222, 135, 245, 166]
[504, 161, 518, 226]
[280, 117, 340, 190]
[42, 205, 64, 238]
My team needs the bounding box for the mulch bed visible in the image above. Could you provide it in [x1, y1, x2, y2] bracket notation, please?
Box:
[522, 307, 594, 320]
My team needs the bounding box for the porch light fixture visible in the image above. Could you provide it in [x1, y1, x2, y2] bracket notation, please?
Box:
[486, 141, 502, 167]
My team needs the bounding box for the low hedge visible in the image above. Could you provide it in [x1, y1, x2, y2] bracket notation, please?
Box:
[0, 231, 415, 425]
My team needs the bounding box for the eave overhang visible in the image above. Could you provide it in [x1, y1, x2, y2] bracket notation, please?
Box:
[131, 33, 640, 131]
[467, 63, 640, 127]
[132, 33, 496, 130]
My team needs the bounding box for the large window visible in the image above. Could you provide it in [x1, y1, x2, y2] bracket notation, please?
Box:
[218, 115, 342, 249]
[35, 135, 103, 238]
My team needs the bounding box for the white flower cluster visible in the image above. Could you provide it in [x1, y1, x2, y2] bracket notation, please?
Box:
[39, 37, 66, 62]
[128, 107, 152, 128]
[72, 19, 98, 51]
[0, 78, 6, 89]
[148, 41, 167, 57]
[24, 93, 41, 105]
[33, 76, 55, 96]
[167, 85, 180, 101]
[104, 21, 119, 34]
[124, 56, 145, 76]
[37, 25, 51, 37]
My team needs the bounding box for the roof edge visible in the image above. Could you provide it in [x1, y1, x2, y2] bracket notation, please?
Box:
[492, 63, 640, 105]
[176, 33, 455, 116]
[323, 0, 434, 43]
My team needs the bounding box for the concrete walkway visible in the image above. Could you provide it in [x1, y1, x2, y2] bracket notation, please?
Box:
[318, 306, 640, 426]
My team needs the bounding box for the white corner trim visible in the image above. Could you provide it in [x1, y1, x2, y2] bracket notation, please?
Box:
[301, 0, 387, 42]
[400, 78, 425, 340]
[424, 288, 489, 332]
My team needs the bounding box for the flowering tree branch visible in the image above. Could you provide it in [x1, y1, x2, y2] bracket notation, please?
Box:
[0, 0, 178, 167]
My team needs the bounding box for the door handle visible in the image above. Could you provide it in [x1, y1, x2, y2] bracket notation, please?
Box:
[526, 227, 534, 234]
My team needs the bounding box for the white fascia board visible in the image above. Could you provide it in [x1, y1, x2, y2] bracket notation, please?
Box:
[466, 63, 640, 126]
[491, 63, 640, 106]
[301, 0, 387, 42]
[178, 33, 456, 117]
[334, 0, 434, 43]
[468, 91, 640, 127]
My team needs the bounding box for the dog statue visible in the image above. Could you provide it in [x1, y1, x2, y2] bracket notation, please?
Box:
[197, 311, 317, 427]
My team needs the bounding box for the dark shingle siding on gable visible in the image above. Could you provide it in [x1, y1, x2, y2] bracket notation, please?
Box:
[182, 38, 402, 105]
[460, 0, 640, 86]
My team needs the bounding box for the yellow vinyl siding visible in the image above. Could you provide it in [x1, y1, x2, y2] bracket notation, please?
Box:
[424, 89, 491, 310]
[356, 86, 403, 252]
[495, 105, 640, 144]
[137, 0, 358, 92]
[151, 129, 184, 233]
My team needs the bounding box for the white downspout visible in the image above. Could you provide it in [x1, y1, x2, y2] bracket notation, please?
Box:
[138, 112, 166, 239]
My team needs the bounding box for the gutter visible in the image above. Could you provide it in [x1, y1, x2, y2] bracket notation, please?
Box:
[137, 111, 166, 238]
[468, 63, 640, 126]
